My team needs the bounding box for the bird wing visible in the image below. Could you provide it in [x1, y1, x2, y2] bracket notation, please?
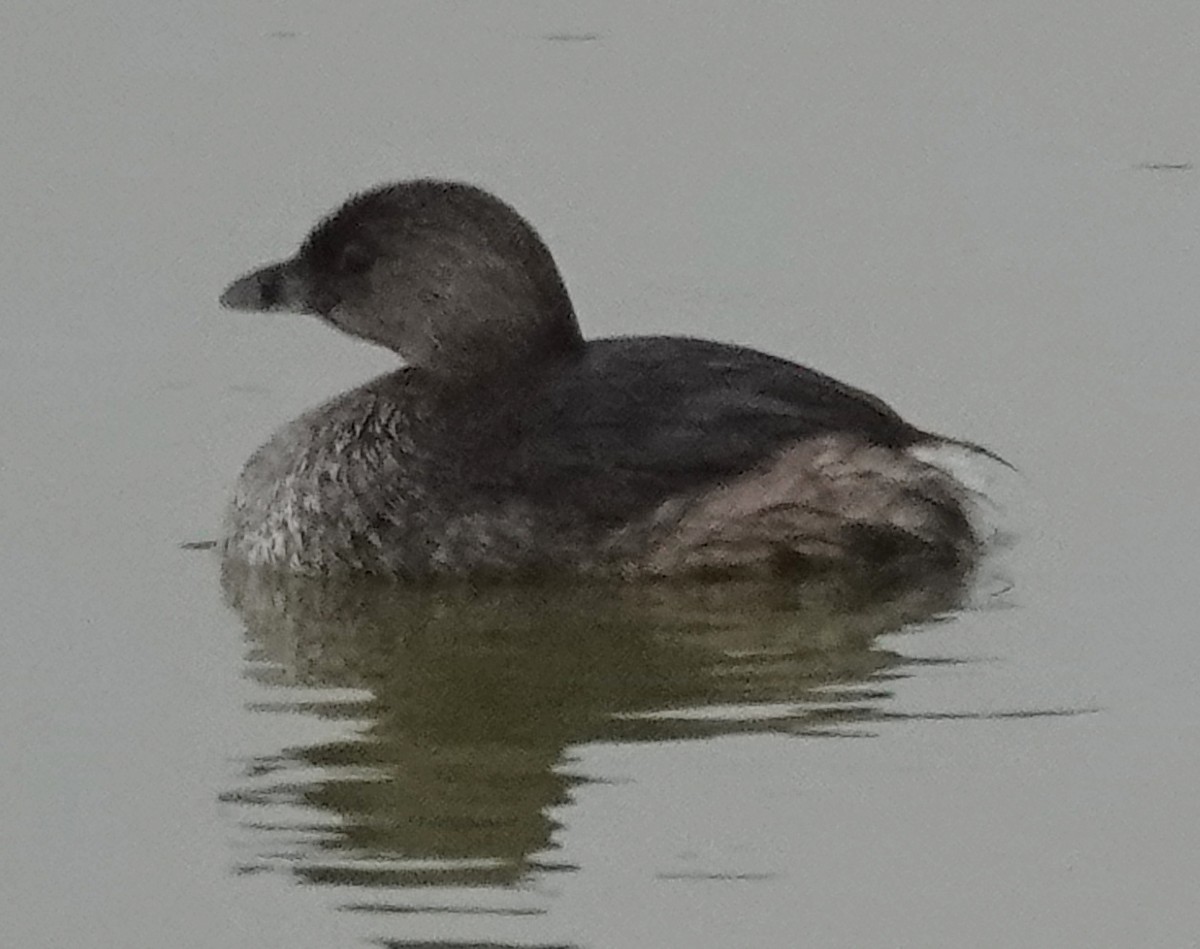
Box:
[514, 336, 921, 523]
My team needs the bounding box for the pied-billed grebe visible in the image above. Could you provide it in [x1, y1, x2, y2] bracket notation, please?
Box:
[219, 180, 1002, 579]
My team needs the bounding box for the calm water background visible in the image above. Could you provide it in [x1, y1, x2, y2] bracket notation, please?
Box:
[4, 3, 1199, 947]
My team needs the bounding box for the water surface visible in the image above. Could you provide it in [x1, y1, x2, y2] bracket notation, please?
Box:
[4, 2, 1199, 947]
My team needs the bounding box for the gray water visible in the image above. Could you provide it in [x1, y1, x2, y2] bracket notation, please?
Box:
[4, 3, 1199, 947]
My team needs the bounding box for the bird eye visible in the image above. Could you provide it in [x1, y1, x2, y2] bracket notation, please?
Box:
[336, 241, 374, 276]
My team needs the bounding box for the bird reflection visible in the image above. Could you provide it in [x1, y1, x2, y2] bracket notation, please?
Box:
[220, 563, 970, 892]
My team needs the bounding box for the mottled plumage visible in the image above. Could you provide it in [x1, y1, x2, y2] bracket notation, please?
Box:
[219, 180, 998, 580]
